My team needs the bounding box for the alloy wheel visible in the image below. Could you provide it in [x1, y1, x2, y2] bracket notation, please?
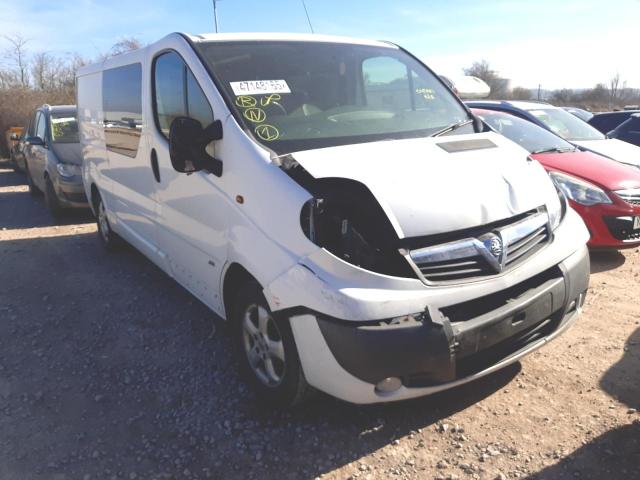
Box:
[242, 304, 286, 387]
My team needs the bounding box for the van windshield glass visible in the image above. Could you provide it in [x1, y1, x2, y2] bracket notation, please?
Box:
[50, 114, 79, 144]
[195, 40, 472, 154]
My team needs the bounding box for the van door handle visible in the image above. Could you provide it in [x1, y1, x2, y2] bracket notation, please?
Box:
[150, 149, 161, 183]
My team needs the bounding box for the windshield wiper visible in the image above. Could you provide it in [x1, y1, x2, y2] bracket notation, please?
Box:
[530, 146, 576, 154]
[431, 119, 474, 137]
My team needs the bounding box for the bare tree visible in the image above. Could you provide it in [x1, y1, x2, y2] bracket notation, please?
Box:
[550, 89, 575, 106]
[464, 60, 509, 99]
[3, 34, 30, 88]
[30, 51, 65, 91]
[109, 37, 143, 57]
[609, 73, 621, 103]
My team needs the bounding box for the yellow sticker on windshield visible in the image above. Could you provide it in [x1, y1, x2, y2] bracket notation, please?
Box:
[255, 124, 280, 141]
[235, 96, 257, 108]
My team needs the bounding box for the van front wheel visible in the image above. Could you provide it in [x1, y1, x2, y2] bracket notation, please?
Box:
[233, 281, 315, 408]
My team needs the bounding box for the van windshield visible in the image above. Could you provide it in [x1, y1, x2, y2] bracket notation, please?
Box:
[195, 40, 472, 154]
[50, 113, 79, 144]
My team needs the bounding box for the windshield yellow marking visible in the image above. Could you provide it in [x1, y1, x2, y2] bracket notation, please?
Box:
[255, 124, 280, 141]
[243, 107, 267, 123]
[260, 93, 282, 106]
[235, 95, 257, 108]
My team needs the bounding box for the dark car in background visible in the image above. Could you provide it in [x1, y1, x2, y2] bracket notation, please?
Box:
[23, 104, 88, 217]
[608, 113, 640, 147]
[588, 110, 640, 135]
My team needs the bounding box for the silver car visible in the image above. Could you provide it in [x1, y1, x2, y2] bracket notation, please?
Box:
[24, 105, 88, 216]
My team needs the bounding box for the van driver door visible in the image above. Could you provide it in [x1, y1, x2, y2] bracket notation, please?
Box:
[148, 49, 227, 315]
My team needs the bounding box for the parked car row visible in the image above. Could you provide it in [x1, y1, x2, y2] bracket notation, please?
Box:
[7, 32, 639, 408]
[8, 105, 89, 217]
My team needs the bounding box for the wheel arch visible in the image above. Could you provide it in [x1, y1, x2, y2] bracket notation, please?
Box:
[89, 183, 100, 215]
[222, 262, 260, 322]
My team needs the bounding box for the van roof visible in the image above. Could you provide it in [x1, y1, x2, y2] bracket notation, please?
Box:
[77, 32, 396, 77]
[187, 32, 395, 48]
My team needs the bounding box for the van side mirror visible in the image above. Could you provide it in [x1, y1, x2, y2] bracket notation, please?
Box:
[169, 117, 223, 177]
[27, 136, 45, 146]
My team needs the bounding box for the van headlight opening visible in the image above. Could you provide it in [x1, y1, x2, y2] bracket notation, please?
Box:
[549, 171, 612, 207]
[56, 163, 81, 178]
[299, 179, 415, 278]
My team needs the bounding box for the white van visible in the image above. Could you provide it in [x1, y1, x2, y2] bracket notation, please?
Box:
[77, 33, 590, 406]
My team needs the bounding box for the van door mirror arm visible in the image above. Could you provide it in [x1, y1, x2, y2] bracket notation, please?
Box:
[200, 154, 223, 177]
[169, 117, 224, 177]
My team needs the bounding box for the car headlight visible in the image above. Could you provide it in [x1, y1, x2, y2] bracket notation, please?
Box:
[549, 171, 612, 206]
[547, 184, 566, 231]
[56, 162, 81, 178]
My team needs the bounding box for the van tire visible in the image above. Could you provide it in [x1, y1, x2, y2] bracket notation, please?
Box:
[233, 281, 315, 408]
[45, 177, 64, 219]
[95, 192, 123, 251]
[25, 164, 40, 196]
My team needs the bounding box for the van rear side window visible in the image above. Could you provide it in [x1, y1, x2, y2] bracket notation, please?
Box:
[103, 63, 142, 158]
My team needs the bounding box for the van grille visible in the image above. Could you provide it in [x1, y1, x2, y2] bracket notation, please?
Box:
[404, 211, 550, 285]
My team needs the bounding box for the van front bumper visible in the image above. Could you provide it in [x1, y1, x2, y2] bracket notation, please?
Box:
[286, 244, 589, 404]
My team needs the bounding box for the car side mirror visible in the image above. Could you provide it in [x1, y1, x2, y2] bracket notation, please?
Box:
[472, 114, 487, 133]
[169, 117, 223, 177]
[27, 136, 44, 146]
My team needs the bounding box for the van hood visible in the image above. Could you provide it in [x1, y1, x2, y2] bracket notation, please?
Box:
[573, 138, 640, 168]
[51, 142, 83, 165]
[290, 132, 558, 239]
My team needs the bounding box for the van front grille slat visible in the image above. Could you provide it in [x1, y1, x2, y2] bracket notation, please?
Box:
[404, 210, 550, 285]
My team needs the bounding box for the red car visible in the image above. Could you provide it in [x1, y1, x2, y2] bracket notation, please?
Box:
[473, 108, 640, 248]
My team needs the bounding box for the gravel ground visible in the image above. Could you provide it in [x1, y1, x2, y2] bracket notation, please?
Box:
[0, 161, 638, 480]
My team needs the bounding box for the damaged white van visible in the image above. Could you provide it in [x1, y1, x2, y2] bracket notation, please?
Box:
[77, 33, 590, 406]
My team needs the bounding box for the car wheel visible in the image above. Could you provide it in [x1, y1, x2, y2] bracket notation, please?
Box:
[9, 153, 19, 172]
[233, 281, 315, 408]
[25, 164, 40, 196]
[44, 177, 64, 218]
[95, 192, 123, 251]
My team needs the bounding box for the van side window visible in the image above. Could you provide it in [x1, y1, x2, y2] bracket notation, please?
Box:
[102, 63, 142, 158]
[35, 112, 47, 141]
[154, 51, 213, 138]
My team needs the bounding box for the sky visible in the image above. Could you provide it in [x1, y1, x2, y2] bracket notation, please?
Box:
[1, 0, 639, 90]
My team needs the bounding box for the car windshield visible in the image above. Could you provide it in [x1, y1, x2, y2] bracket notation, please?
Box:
[195, 40, 472, 154]
[527, 108, 605, 141]
[475, 110, 575, 153]
[50, 113, 79, 144]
